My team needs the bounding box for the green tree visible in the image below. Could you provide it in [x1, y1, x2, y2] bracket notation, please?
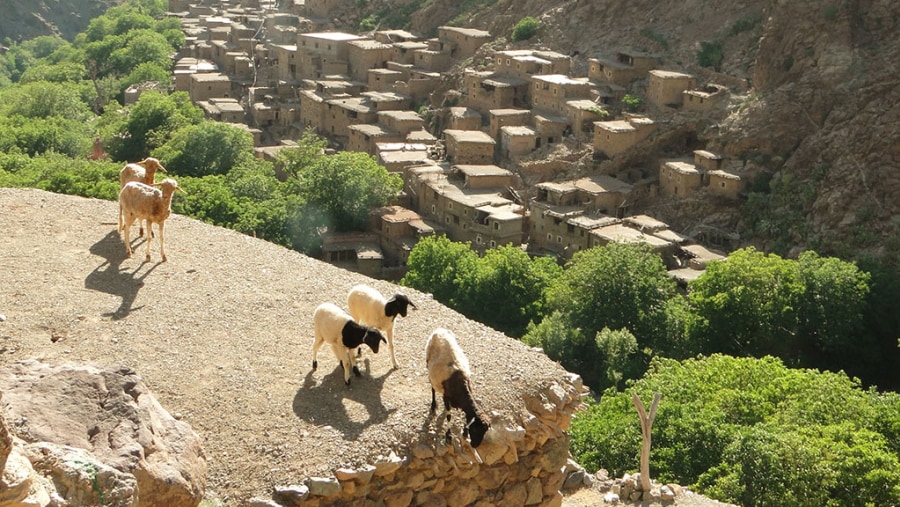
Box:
[688, 248, 870, 368]
[294, 151, 402, 232]
[401, 235, 478, 304]
[570, 355, 900, 506]
[152, 121, 253, 177]
[101, 90, 203, 161]
[595, 327, 639, 389]
[511, 16, 540, 42]
[455, 245, 562, 337]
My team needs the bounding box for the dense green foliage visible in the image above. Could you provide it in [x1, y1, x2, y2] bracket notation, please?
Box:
[402, 237, 561, 337]
[511, 17, 540, 42]
[570, 355, 900, 507]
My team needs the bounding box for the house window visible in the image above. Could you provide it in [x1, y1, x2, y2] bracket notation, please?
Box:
[720, 182, 726, 188]
[489, 240, 496, 248]
[493, 222, 499, 230]
[476, 235, 483, 244]
[557, 236, 562, 243]
[431, 204, 436, 213]
[448, 202, 453, 210]
[463, 209, 468, 216]
[547, 233, 552, 241]
[445, 216, 450, 223]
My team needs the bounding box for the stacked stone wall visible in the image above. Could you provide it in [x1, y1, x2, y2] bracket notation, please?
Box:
[255, 374, 586, 507]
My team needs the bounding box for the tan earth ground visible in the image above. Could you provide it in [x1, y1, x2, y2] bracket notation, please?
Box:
[0, 188, 734, 507]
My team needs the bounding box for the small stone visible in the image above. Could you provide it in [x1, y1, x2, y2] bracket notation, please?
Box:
[603, 492, 620, 504]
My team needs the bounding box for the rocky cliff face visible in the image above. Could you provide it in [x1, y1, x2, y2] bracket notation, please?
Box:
[0, 0, 121, 43]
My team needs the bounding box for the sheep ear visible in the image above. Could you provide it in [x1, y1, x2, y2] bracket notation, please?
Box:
[176, 186, 186, 193]
[381, 336, 387, 343]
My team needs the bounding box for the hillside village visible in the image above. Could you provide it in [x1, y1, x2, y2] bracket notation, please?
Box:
[158, 0, 744, 283]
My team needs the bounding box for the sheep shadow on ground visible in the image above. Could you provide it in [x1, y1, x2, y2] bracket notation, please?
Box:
[293, 359, 397, 441]
[84, 229, 161, 320]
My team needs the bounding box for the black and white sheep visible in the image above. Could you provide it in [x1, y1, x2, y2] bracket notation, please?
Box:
[119, 157, 167, 238]
[425, 328, 491, 448]
[312, 302, 387, 385]
[347, 284, 416, 369]
[118, 178, 182, 262]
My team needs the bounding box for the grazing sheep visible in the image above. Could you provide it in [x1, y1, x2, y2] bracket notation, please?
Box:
[312, 302, 387, 385]
[425, 328, 490, 448]
[347, 284, 416, 369]
[118, 178, 182, 262]
[119, 157, 168, 238]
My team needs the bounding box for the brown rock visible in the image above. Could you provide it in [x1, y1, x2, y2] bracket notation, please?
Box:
[0, 360, 206, 507]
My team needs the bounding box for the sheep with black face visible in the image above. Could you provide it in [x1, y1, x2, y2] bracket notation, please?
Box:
[347, 284, 416, 369]
[312, 302, 386, 385]
[425, 328, 490, 448]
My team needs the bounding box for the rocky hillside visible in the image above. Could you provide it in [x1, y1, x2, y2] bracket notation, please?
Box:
[0, 0, 121, 43]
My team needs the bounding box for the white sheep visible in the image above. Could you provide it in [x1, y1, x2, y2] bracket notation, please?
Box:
[119, 157, 168, 238]
[425, 328, 490, 448]
[118, 178, 182, 262]
[312, 302, 387, 386]
[347, 284, 416, 369]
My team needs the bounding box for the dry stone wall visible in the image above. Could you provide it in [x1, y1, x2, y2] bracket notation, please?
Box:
[253, 373, 587, 507]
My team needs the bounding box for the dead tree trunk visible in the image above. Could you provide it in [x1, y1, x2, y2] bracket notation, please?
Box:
[632, 393, 661, 492]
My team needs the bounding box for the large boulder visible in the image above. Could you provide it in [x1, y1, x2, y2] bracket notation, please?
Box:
[0, 360, 206, 507]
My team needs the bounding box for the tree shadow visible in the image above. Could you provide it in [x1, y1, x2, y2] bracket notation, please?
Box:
[84, 230, 161, 320]
[293, 358, 397, 441]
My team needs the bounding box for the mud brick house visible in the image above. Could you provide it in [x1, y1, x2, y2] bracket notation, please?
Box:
[198, 97, 246, 123]
[647, 69, 696, 108]
[416, 167, 523, 252]
[707, 169, 744, 199]
[406, 163, 448, 211]
[394, 69, 442, 103]
[173, 58, 218, 92]
[296, 32, 365, 79]
[347, 39, 392, 82]
[463, 70, 529, 112]
[530, 75, 593, 116]
[321, 232, 384, 278]
[435, 26, 491, 58]
[270, 43, 299, 82]
[562, 99, 608, 139]
[693, 149, 724, 171]
[392, 41, 429, 65]
[659, 160, 702, 197]
[298, 88, 327, 131]
[500, 126, 539, 159]
[324, 96, 378, 140]
[405, 129, 437, 145]
[493, 49, 572, 80]
[452, 164, 515, 190]
[683, 84, 729, 112]
[449, 107, 483, 130]
[443, 130, 497, 165]
[488, 109, 532, 138]
[378, 110, 426, 136]
[412, 49, 451, 72]
[593, 114, 657, 157]
[189, 72, 232, 102]
[588, 50, 659, 86]
[370, 205, 437, 274]
[533, 113, 570, 147]
[590, 222, 676, 257]
[377, 148, 434, 174]
[368, 68, 404, 92]
[347, 124, 403, 155]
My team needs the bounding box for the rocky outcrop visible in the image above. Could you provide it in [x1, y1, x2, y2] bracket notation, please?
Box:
[0, 360, 207, 507]
[253, 373, 586, 507]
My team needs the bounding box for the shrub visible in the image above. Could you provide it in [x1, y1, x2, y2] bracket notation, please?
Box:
[697, 41, 723, 71]
[511, 17, 540, 42]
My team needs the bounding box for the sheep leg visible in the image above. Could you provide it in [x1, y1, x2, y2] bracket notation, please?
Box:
[430, 387, 437, 413]
[342, 349, 352, 385]
[387, 329, 398, 369]
[443, 394, 451, 422]
[311, 332, 324, 370]
[158, 220, 167, 262]
[122, 214, 135, 257]
[349, 346, 361, 377]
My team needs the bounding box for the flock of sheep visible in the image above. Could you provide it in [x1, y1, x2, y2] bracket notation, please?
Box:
[114, 159, 491, 448]
[312, 284, 491, 448]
